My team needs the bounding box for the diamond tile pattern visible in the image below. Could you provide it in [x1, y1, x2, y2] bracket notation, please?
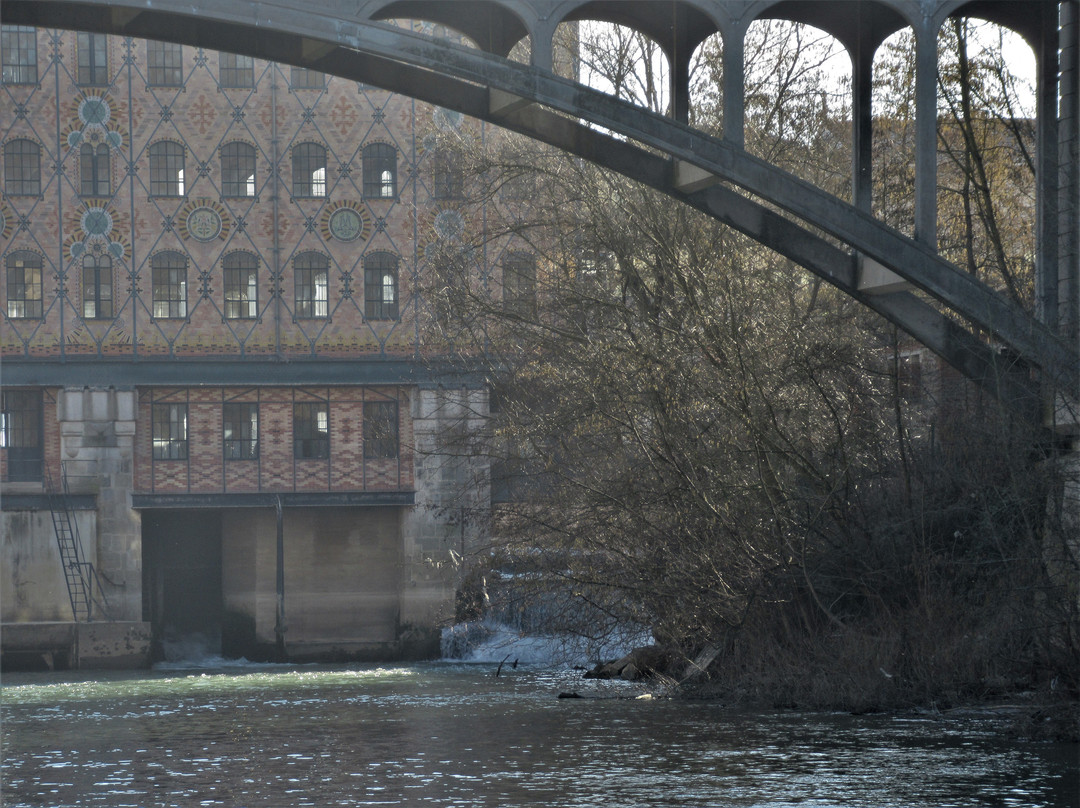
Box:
[0, 30, 499, 360]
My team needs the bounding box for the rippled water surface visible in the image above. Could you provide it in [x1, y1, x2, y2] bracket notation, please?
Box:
[2, 662, 1076, 807]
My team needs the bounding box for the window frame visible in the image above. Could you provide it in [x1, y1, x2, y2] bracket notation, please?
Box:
[432, 149, 463, 200]
[294, 252, 328, 319]
[223, 402, 259, 460]
[151, 251, 187, 319]
[364, 252, 399, 321]
[148, 141, 185, 197]
[152, 402, 188, 460]
[221, 141, 256, 198]
[291, 142, 327, 198]
[219, 51, 254, 88]
[77, 32, 109, 86]
[4, 138, 41, 196]
[1, 388, 44, 482]
[290, 66, 324, 90]
[80, 142, 111, 197]
[2, 26, 38, 85]
[223, 251, 258, 320]
[6, 251, 43, 319]
[363, 400, 399, 460]
[363, 143, 397, 199]
[503, 251, 537, 316]
[146, 40, 183, 87]
[82, 253, 113, 319]
[293, 401, 329, 460]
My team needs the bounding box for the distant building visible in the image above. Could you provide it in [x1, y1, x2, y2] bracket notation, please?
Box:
[0, 25, 507, 667]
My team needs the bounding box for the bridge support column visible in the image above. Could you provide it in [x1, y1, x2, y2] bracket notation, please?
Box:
[914, 21, 939, 249]
[721, 26, 746, 148]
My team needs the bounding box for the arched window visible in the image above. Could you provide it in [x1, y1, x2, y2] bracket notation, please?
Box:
[223, 251, 258, 319]
[5, 251, 43, 319]
[151, 251, 186, 318]
[82, 253, 112, 319]
[149, 141, 184, 196]
[363, 143, 396, 199]
[292, 142, 326, 197]
[80, 142, 111, 197]
[221, 142, 256, 197]
[4, 139, 40, 196]
[294, 252, 328, 318]
[364, 252, 398, 320]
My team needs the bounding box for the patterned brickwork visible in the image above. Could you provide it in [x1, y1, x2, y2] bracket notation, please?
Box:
[131, 385, 412, 494]
[0, 30, 501, 361]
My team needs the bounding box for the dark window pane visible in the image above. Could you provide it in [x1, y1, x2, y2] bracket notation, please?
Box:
[363, 143, 396, 199]
[221, 142, 256, 197]
[4, 139, 40, 196]
[2, 26, 38, 84]
[146, 40, 183, 86]
[291, 143, 326, 197]
[364, 400, 398, 459]
[152, 402, 188, 460]
[294, 401, 329, 459]
[364, 252, 398, 320]
[294, 252, 328, 318]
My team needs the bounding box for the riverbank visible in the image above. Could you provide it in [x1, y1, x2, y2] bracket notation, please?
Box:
[578, 643, 1080, 742]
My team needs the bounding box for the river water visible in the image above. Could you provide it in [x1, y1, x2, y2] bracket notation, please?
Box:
[2, 659, 1077, 807]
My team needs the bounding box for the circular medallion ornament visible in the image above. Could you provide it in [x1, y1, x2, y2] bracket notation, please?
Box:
[433, 209, 464, 241]
[186, 206, 223, 242]
[81, 207, 113, 237]
[434, 106, 463, 130]
[78, 97, 110, 127]
[329, 207, 363, 242]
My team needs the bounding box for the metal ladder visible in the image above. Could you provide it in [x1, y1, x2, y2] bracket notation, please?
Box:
[45, 464, 109, 622]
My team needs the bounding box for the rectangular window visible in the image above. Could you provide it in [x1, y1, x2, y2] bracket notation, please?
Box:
[290, 66, 324, 89]
[149, 142, 185, 197]
[219, 52, 254, 88]
[432, 150, 463, 200]
[4, 139, 41, 196]
[2, 25, 37, 84]
[294, 255, 328, 318]
[80, 143, 111, 197]
[152, 403, 188, 460]
[504, 252, 536, 316]
[223, 254, 258, 319]
[1, 389, 43, 482]
[294, 402, 329, 459]
[6, 252, 43, 319]
[152, 256, 186, 318]
[146, 40, 183, 86]
[221, 142, 256, 197]
[77, 32, 108, 86]
[223, 402, 258, 460]
[82, 255, 113, 319]
[364, 400, 398, 459]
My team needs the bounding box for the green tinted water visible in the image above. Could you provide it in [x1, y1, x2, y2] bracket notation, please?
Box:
[2, 662, 1076, 807]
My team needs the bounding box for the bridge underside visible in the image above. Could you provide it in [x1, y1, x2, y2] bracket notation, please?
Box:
[5, 0, 1078, 426]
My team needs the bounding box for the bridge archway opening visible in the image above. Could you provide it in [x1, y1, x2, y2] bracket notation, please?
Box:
[934, 16, 1038, 313]
[743, 18, 852, 195]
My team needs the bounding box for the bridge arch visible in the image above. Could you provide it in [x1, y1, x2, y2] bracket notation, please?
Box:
[5, 0, 1076, 417]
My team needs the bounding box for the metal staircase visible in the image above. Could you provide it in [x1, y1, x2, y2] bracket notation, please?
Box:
[45, 464, 110, 622]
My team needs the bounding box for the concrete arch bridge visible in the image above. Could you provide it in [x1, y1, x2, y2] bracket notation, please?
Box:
[8, 0, 1079, 430]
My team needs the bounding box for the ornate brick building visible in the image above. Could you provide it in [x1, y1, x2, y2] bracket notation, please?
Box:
[1, 25, 498, 666]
